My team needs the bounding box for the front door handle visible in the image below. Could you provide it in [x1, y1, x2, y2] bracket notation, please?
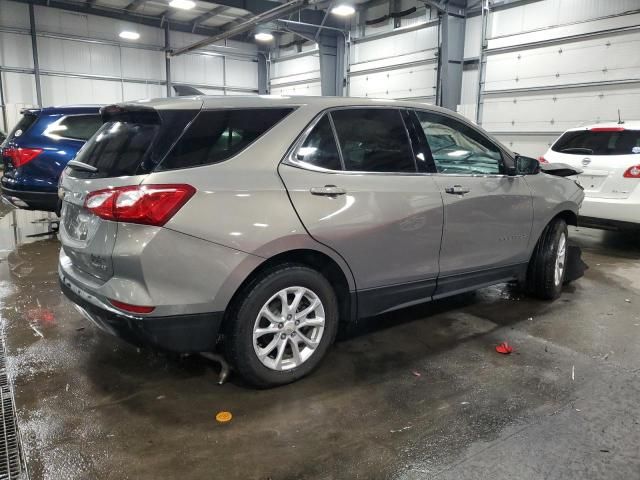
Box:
[310, 185, 347, 197]
[445, 185, 471, 195]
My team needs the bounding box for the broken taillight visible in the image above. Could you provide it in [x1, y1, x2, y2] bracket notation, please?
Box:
[84, 184, 196, 226]
[538, 156, 548, 163]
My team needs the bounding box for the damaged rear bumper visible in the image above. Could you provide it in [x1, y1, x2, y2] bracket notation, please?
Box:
[59, 274, 223, 353]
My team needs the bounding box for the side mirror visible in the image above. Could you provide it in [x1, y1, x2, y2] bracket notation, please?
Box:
[514, 155, 540, 175]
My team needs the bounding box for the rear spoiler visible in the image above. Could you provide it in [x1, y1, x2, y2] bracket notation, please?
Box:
[540, 162, 583, 177]
[172, 85, 204, 96]
[100, 104, 161, 124]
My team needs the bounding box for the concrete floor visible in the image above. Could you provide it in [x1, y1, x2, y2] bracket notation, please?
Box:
[0, 204, 638, 480]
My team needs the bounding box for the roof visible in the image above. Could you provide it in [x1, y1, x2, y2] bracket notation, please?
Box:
[566, 121, 640, 131]
[123, 94, 455, 114]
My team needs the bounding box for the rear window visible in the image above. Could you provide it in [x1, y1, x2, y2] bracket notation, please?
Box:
[552, 129, 640, 156]
[7, 113, 38, 141]
[67, 110, 197, 179]
[156, 108, 294, 171]
[44, 114, 103, 141]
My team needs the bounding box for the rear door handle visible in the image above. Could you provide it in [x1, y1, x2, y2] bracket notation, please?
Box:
[445, 185, 470, 195]
[310, 185, 347, 197]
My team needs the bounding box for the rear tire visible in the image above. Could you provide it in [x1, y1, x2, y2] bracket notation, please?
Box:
[526, 218, 568, 300]
[224, 264, 338, 388]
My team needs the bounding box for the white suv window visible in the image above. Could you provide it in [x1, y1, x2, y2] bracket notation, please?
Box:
[552, 129, 640, 156]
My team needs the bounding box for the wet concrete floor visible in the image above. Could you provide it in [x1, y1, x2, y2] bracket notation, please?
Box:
[0, 203, 638, 479]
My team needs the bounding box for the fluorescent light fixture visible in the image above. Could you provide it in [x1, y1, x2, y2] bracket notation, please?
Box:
[169, 0, 196, 10]
[254, 32, 274, 42]
[119, 30, 140, 40]
[331, 4, 355, 16]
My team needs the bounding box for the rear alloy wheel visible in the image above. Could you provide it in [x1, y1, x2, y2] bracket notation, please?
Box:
[225, 264, 338, 388]
[526, 218, 569, 300]
[253, 286, 326, 371]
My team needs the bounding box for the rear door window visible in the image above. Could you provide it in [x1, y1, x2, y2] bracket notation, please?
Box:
[45, 114, 103, 141]
[294, 115, 342, 170]
[157, 108, 294, 171]
[330, 108, 416, 173]
[552, 129, 640, 155]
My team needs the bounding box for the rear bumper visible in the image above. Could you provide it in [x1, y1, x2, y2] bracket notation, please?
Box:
[1, 184, 58, 212]
[59, 272, 224, 353]
[579, 195, 640, 228]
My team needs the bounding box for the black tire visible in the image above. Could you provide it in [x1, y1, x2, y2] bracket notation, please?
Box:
[526, 218, 568, 300]
[224, 264, 339, 388]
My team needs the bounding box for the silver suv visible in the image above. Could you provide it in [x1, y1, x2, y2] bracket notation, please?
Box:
[58, 96, 584, 387]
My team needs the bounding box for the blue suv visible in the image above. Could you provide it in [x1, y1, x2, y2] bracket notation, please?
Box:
[1, 106, 102, 213]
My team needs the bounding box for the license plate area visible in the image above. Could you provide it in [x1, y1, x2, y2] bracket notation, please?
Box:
[576, 174, 606, 191]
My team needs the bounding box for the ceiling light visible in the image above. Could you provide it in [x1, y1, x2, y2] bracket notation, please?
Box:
[254, 32, 274, 42]
[119, 31, 140, 40]
[331, 4, 355, 16]
[169, 0, 196, 10]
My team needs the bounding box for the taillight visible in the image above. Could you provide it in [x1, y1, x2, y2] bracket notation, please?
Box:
[623, 165, 640, 178]
[3, 147, 43, 167]
[538, 156, 548, 163]
[109, 299, 155, 314]
[84, 184, 196, 226]
[590, 127, 625, 132]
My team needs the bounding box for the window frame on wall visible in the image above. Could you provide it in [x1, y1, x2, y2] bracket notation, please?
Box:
[286, 106, 423, 175]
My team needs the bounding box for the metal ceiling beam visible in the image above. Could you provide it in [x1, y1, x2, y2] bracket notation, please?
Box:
[191, 5, 229, 31]
[171, 0, 309, 56]
[125, 0, 146, 12]
[11, 0, 224, 37]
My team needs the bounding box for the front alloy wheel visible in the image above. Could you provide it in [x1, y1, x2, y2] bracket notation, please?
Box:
[554, 232, 567, 286]
[253, 287, 325, 371]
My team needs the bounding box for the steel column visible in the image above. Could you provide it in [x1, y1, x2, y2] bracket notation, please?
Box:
[257, 53, 269, 94]
[439, 12, 465, 111]
[0, 70, 7, 132]
[28, 4, 42, 106]
[165, 24, 172, 97]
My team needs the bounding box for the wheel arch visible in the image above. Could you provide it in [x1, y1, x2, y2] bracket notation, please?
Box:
[221, 248, 356, 333]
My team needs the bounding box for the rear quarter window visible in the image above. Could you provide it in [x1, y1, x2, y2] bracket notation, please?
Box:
[156, 108, 294, 171]
[552, 130, 640, 155]
[45, 114, 103, 141]
[7, 113, 38, 141]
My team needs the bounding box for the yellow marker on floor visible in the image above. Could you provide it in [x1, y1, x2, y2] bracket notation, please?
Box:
[216, 411, 233, 423]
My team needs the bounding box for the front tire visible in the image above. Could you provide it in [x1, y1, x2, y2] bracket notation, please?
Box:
[224, 264, 339, 388]
[526, 218, 568, 300]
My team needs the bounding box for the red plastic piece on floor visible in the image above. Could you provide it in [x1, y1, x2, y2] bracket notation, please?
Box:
[495, 342, 513, 354]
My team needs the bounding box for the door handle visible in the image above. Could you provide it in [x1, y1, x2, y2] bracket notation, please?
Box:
[445, 185, 471, 195]
[310, 185, 347, 197]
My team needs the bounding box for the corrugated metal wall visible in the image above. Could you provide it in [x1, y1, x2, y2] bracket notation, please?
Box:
[0, 0, 259, 130]
[269, 44, 321, 96]
[348, 1, 438, 102]
[461, 0, 640, 157]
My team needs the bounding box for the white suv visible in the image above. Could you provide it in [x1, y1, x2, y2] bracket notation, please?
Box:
[542, 123, 640, 230]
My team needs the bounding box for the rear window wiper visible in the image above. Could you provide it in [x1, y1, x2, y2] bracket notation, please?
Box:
[559, 147, 593, 154]
[67, 160, 98, 172]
